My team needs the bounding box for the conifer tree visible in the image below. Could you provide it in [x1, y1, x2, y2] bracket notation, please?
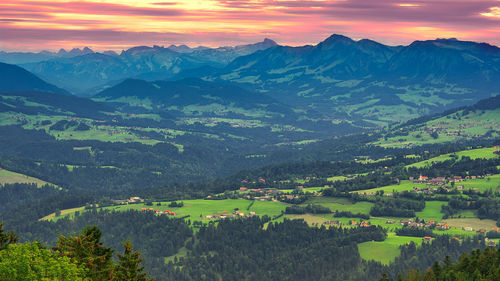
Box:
[114, 239, 152, 281]
[54, 225, 114, 281]
[0, 222, 18, 251]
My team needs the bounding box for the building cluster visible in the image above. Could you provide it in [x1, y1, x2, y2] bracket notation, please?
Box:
[141, 208, 176, 216]
[205, 210, 256, 220]
[399, 218, 450, 230]
[240, 187, 283, 201]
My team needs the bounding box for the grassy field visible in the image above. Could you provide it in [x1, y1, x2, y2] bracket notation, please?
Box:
[284, 214, 330, 225]
[415, 201, 447, 221]
[303, 197, 373, 214]
[40, 206, 85, 221]
[375, 109, 500, 148]
[406, 147, 499, 168]
[355, 180, 424, 195]
[442, 218, 498, 231]
[458, 174, 500, 192]
[47, 199, 288, 223]
[358, 233, 423, 265]
[0, 168, 52, 186]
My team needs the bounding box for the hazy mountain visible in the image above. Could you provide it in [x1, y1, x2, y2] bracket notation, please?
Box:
[18, 39, 278, 95]
[0, 62, 68, 94]
[197, 35, 500, 123]
[0, 47, 95, 64]
[96, 77, 288, 113]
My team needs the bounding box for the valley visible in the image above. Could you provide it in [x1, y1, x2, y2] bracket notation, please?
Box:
[1, 33, 500, 281]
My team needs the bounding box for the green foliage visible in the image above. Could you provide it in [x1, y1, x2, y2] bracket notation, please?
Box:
[0, 222, 18, 250]
[54, 225, 114, 281]
[114, 239, 152, 281]
[397, 247, 500, 281]
[0, 242, 86, 281]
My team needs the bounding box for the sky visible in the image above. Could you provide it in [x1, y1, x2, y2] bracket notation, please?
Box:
[1, 0, 500, 52]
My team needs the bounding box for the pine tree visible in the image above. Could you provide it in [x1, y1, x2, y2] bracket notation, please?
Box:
[0, 223, 18, 251]
[114, 239, 153, 281]
[54, 225, 114, 281]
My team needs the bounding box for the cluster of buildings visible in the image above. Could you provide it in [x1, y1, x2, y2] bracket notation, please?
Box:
[114, 196, 145, 204]
[324, 220, 371, 227]
[205, 210, 256, 220]
[399, 218, 450, 230]
[141, 208, 176, 216]
[239, 187, 283, 201]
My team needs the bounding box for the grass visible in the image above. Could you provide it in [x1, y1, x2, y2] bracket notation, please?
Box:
[375, 108, 500, 148]
[48, 199, 287, 223]
[458, 174, 500, 192]
[406, 147, 499, 168]
[358, 233, 422, 265]
[442, 218, 498, 231]
[0, 168, 52, 187]
[415, 201, 446, 221]
[284, 214, 329, 226]
[40, 206, 85, 221]
[303, 197, 373, 214]
[355, 180, 423, 195]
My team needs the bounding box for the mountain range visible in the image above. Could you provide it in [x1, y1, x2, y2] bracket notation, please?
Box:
[1, 34, 499, 125]
[2, 39, 277, 95]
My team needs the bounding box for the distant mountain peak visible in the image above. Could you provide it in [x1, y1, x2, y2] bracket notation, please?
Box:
[322, 34, 354, 44]
[261, 38, 278, 46]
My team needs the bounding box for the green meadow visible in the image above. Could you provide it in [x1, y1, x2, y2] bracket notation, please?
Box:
[358, 233, 423, 265]
[406, 147, 499, 168]
[0, 168, 53, 187]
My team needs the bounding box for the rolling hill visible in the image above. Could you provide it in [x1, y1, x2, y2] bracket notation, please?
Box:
[0, 62, 68, 95]
[197, 35, 500, 124]
[376, 95, 500, 147]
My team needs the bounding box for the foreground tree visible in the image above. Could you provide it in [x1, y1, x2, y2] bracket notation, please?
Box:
[0, 222, 18, 250]
[0, 242, 86, 280]
[114, 239, 153, 281]
[54, 225, 114, 280]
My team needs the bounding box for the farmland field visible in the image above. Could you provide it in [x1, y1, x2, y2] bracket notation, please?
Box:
[415, 201, 446, 221]
[442, 218, 498, 231]
[406, 147, 499, 168]
[0, 168, 53, 186]
[303, 197, 373, 214]
[358, 233, 422, 265]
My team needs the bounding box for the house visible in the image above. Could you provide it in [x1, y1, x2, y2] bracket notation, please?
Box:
[488, 240, 497, 247]
[249, 211, 256, 216]
[464, 227, 473, 231]
[128, 196, 143, 203]
[423, 236, 432, 242]
[386, 220, 395, 224]
[240, 187, 248, 191]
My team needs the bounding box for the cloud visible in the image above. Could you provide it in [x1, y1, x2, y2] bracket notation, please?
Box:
[0, 0, 499, 51]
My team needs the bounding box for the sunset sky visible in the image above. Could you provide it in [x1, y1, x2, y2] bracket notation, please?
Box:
[1, 0, 500, 51]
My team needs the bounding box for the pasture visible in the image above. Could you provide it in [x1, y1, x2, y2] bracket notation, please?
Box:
[415, 201, 446, 221]
[0, 168, 52, 187]
[406, 147, 499, 168]
[303, 197, 373, 214]
[358, 233, 422, 265]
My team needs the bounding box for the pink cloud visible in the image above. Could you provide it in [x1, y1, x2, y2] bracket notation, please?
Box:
[0, 0, 499, 51]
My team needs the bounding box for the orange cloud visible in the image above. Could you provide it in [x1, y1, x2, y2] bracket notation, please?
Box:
[0, 0, 499, 51]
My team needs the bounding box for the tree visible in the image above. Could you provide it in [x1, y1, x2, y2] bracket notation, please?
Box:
[114, 239, 153, 281]
[0, 222, 18, 251]
[54, 225, 114, 281]
[0, 242, 86, 280]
